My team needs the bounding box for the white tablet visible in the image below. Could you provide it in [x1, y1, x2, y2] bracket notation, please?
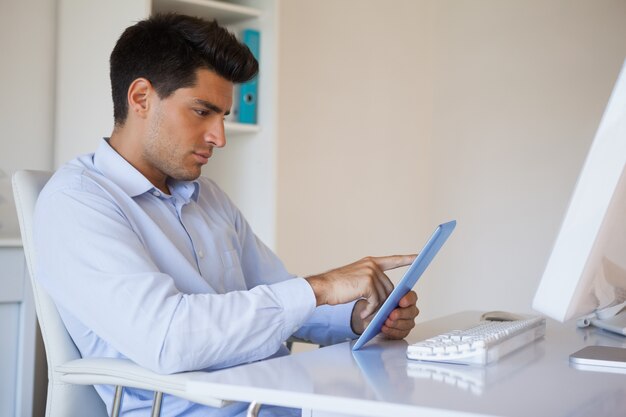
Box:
[352, 220, 456, 350]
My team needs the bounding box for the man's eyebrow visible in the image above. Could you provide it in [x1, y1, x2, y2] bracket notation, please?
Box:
[192, 99, 230, 116]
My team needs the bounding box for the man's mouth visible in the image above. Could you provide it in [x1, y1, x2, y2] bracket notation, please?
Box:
[193, 151, 211, 164]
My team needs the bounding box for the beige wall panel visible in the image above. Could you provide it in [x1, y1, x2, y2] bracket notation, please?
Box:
[277, 0, 626, 321]
[277, 0, 434, 281]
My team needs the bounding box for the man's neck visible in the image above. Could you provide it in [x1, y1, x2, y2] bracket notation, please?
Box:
[108, 128, 170, 194]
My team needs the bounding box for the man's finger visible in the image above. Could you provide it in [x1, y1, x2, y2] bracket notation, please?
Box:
[372, 254, 417, 271]
[398, 291, 418, 308]
[388, 304, 419, 321]
[361, 300, 379, 319]
[381, 325, 411, 340]
[369, 276, 388, 310]
[385, 317, 417, 331]
[373, 267, 395, 296]
[360, 286, 383, 319]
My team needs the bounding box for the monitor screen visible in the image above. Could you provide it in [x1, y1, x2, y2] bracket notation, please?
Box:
[533, 59, 626, 323]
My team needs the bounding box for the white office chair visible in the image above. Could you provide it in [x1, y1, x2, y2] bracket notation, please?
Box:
[12, 170, 226, 417]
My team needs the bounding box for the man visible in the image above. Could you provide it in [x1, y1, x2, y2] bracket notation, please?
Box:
[34, 13, 419, 416]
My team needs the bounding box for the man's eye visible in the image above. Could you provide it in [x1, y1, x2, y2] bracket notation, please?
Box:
[194, 109, 209, 117]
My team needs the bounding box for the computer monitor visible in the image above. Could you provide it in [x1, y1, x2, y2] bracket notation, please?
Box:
[532, 58, 626, 331]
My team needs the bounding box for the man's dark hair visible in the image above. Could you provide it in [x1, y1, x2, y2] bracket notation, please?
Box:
[110, 13, 258, 126]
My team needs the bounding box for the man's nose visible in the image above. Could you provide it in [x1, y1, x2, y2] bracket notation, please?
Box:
[205, 120, 226, 148]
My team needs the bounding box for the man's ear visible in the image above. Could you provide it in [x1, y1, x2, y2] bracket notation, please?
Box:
[127, 78, 154, 119]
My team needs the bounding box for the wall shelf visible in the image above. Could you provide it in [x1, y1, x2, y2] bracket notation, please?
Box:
[225, 121, 260, 134]
[0, 237, 22, 247]
[153, 0, 262, 24]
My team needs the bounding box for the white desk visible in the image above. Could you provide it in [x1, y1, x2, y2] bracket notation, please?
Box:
[187, 311, 626, 417]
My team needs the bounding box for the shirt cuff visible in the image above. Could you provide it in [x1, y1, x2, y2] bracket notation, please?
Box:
[330, 300, 360, 339]
[268, 277, 316, 340]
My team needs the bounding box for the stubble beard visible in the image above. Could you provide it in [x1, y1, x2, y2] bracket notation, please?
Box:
[144, 107, 201, 182]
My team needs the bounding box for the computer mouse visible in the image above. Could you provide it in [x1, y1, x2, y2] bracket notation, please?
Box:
[480, 310, 525, 322]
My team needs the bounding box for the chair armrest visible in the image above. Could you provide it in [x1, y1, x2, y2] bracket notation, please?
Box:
[286, 336, 322, 351]
[56, 358, 230, 408]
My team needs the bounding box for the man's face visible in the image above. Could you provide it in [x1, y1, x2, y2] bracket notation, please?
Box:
[142, 69, 233, 183]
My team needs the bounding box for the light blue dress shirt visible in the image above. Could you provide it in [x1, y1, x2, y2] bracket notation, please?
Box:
[34, 139, 357, 416]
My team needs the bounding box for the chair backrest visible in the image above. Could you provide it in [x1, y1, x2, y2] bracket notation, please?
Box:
[12, 170, 108, 417]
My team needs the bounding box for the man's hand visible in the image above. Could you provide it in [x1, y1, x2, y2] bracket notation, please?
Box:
[305, 255, 416, 319]
[350, 291, 419, 339]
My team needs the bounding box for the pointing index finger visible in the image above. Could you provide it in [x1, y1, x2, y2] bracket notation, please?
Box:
[372, 254, 417, 271]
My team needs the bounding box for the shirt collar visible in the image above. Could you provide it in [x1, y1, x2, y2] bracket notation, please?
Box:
[168, 178, 200, 203]
[93, 138, 200, 201]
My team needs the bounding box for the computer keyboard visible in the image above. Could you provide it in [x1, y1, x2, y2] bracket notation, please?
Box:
[407, 316, 546, 365]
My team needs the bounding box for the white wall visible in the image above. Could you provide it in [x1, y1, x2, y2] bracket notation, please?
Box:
[277, 0, 434, 274]
[0, 1, 56, 415]
[277, 0, 626, 321]
[0, 0, 55, 236]
[54, 0, 149, 167]
[422, 0, 626, 319]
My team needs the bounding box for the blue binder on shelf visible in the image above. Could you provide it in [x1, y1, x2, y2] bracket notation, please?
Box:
[239, 29, 260, 124]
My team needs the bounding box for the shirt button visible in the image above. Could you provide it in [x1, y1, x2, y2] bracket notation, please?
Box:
[198, 250, 204, 259]
[152, 190, 160, 197]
